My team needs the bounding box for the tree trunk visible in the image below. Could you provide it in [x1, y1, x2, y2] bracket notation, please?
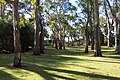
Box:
[0, 5, 2, 18]
[33, 0, 40, 55]
[84, 22, 89, 53]
[63, 37, 65, 49]
[55, 2, 63, 49]
[63, 27, 66, 49]
[13, 0, 21, 67]
[55, 38, 58, 49]
[89, 0, 94, 50]
[70, 32, 73, 46]
[0, 3, 4, 19]
[39, 20, 44, 54]
[94, 0, 102, 57]
[100, 30, 105, 46]
[116, 22, 120, 54]
[59, 38, 62, 49]
[115, 0, 119, 53]
[90, 18, 94, 50]
[51, 39, 54, 47]
[104, 0, 111, 47]
[114, 21, 117, 50]
[105, 0, 120, 53]
[107, 21, 111, 47]
[67, 35, 70, 46]
[58, 28, 62, 49]
[58, 25, 62, 49]
[91, 35, 94, 50]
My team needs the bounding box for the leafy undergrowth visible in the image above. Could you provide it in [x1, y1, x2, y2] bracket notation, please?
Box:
[0, 46, 120, 80]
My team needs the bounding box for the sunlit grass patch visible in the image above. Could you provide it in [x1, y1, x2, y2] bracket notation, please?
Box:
[0, 46, 120, 80]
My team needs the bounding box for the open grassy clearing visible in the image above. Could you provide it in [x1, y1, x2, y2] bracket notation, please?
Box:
[0, 46, 120, 80]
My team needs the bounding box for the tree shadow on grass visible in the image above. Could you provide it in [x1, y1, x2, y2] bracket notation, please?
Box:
[102, 51, 116, 55]
[20, 63, 120, 80]
[19, 63, 75, 80]
[0, 69, 20, 80]
[45, 48, 89, 56]
[0, 54, 12, 67]
[22, 53, 84, 68]
[104, 55, 120, 59]
[23, 49, 120, 69]
[45, 47, 119, 63]
[101, 50, 120, 60]
[45, 46, 116, 57]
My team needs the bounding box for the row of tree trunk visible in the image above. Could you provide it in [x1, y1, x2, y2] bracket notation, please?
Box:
[5, 0, 44, 67]
[84, 0, 120, 56]
[33, 0, 44, 55]
[4, 0, 120, 67]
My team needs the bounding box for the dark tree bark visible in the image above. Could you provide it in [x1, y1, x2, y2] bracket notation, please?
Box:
[100, 31, 105, 46]
[55, 38, 58, 49]
[84, 21, 89, 53]
[91, 35, 94, 50]
[94, 0, 102, 57]
[116, 24, 120, 54]
[33, 0, 40, 55]
[39, 20, 44, 54]
[59, 39, 62, 49]
[58, 27, 62, 49]
[90, 18, 94, 50]
[89, 1, 94, 50]
[67, 35, 70, 46]
[114, 0, 120, 54]
[13, 0, 21, 67]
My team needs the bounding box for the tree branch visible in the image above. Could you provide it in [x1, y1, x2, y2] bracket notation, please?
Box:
[5, 0, 13, 4]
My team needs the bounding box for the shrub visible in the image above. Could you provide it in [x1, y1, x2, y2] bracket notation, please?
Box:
[0, 19, 13, 53]
[0, 19, 34, 53]
[20, 23, 34, 52]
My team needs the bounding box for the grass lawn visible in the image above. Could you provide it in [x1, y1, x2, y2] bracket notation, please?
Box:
[0, 46, 120, 80]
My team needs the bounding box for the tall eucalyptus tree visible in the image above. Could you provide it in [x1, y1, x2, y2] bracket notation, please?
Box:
[94, 0, 102, 56]
[33, 0, 41, 55]
[5, 0, 21, 67]
[78, 0, 94, 53]
[104, 0, 111, 47]
[105, 0, 120, 54]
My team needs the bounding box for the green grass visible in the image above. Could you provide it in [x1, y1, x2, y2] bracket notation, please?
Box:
[0, 46, 120, 80]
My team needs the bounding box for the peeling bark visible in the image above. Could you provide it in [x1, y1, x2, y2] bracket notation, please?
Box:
[13, 0, 21, 67]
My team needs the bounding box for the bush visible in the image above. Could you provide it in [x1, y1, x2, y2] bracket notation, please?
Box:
[0, 19, 13, 53]
[20, 23, 34, 52]
[0, 19, 34, 53]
